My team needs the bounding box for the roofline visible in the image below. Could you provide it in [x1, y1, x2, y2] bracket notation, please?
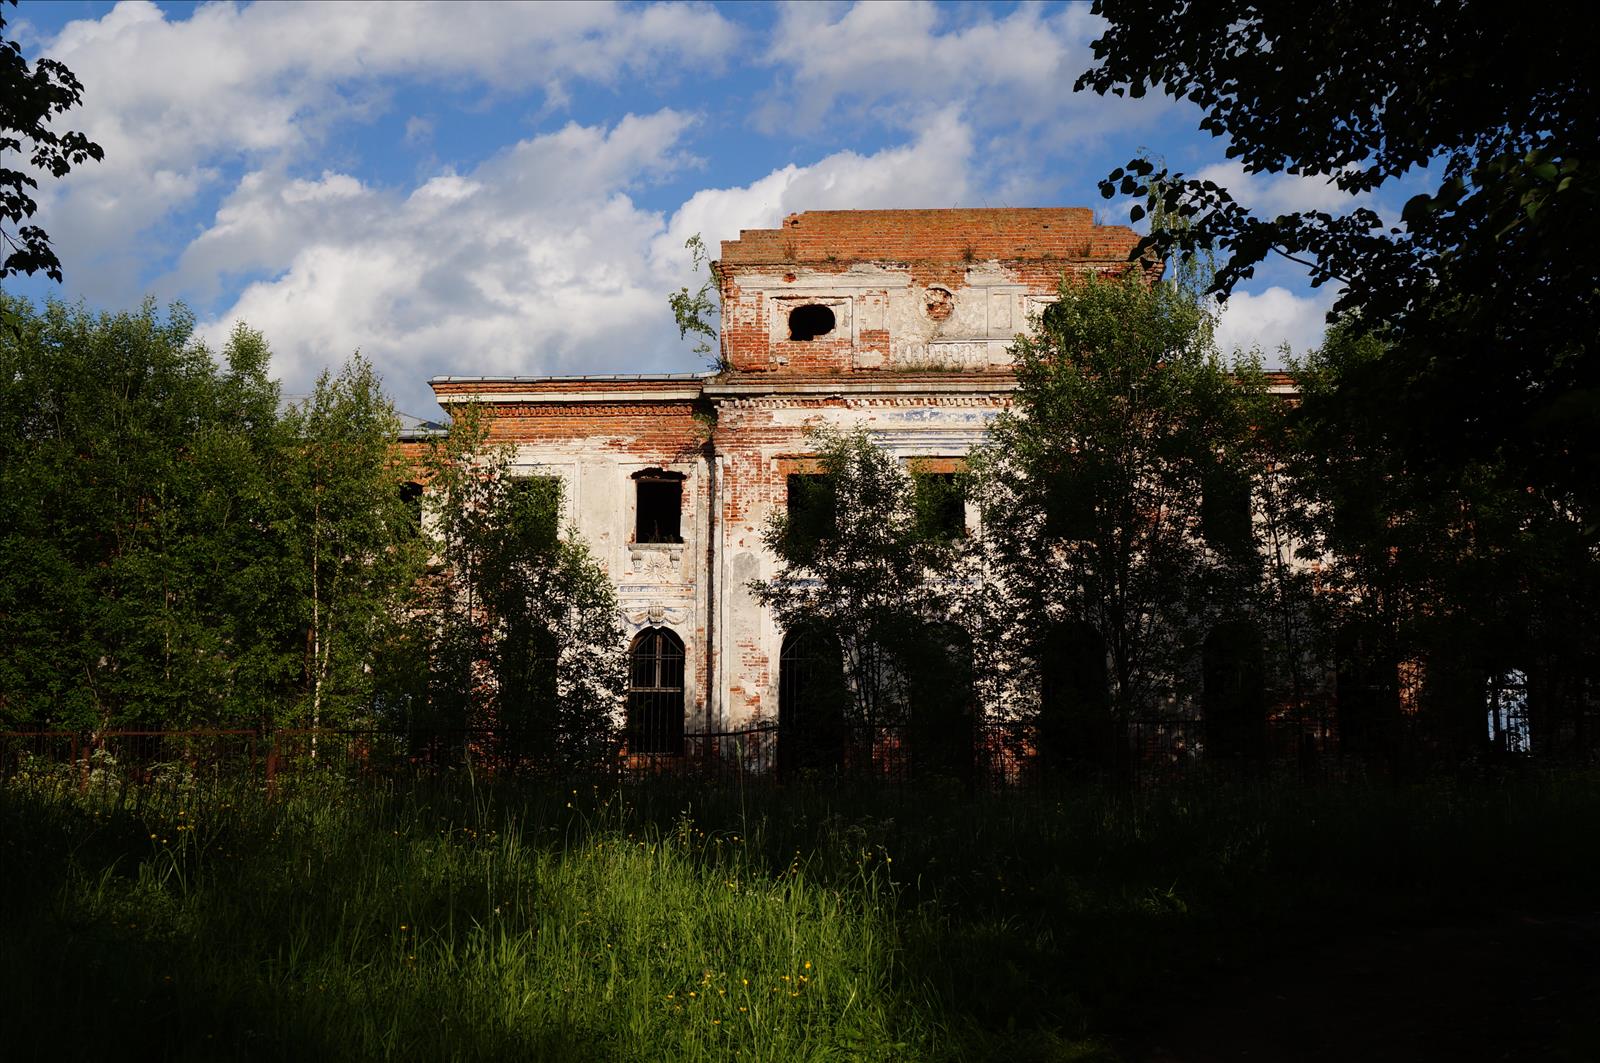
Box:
[430, 372, 715, 384]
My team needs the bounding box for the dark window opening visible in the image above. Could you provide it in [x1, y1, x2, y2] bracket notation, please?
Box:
[1043, 465, 1098, 541]
[778, 625, 848, 777]
[1335, 621, 1400, 757]
[1203, 620, 1267, 761]
[498, 625, 557, 757]
[1201, 466, 1253, 553]
[788, 304, 835, 341]
[508, 475, 563, 553]
[1038, 621, 1113, 773]
[627, 627, 685, 754]
[785, 473, 836, 558]
[904, 621, 976, 780]
[913, 471, 966, 540]
[634, 471, 683, 544]
[399, 481, 423, 534]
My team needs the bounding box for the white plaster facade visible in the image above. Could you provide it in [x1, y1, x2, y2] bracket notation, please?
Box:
[431, 208, 1145, 734]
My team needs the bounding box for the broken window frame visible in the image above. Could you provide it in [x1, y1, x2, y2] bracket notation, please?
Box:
[398, 480, 424, 536]
[910, 467, 967, 541]
[788, 303, 836, 341]
[632, 468, 684, 545]
[784, 472, 837, 559]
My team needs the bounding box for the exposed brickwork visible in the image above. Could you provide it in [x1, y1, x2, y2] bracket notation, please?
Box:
[430, 206, 1258, 735]
[715, 210, 1147, 374]
[719, 208, 1140, 265]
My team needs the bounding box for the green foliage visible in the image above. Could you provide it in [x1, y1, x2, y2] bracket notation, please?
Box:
[1287, 322, 1600, 754]
[668, 234, 724, 372]
[280, 356, 426, 729]
[5, 771, 1597, 1060]
[0, 298, 290, 728]
[0, 297, 424, 731]
[1, 0, 105, 282]
[754, 428, 968, 731]
[1081, 3, 1600, 526]
[415, 406, 625, 768]
[970, 271, 1288, 734]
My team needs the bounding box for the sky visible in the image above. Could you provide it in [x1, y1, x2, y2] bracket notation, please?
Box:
[4, 0, 1405, 419]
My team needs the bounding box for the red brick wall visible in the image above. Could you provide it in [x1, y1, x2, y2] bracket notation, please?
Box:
[719, 208, 1140, 265]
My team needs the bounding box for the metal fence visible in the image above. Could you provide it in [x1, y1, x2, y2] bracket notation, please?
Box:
[0, 713, 1362, 798]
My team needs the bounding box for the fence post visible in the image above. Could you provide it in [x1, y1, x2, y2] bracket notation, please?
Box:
[266, 733, 278, 801]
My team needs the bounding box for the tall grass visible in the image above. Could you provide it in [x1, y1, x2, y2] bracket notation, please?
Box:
[2, 765, 1596, 1061]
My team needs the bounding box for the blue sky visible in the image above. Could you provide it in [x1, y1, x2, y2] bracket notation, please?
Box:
[6, 1, 1396, 417]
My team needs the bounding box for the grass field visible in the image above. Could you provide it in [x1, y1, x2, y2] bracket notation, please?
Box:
[2, 764, 1597, 1061]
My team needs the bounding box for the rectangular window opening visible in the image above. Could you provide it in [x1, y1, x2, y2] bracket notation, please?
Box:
[785, 473, 836, 555]
[912, 471, 966, 540]
[509, 476, 563, 550]
[635, 476, 683, 544]
[1201, 467, 1253, 552]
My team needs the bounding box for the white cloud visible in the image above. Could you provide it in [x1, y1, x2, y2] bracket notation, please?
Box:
[654, 108, 975, 271]
[31, 0, 739, 302]
[403, 116, 435, 147]
[193, 111, 982, 418]
[758, 0, 1166, 144]
[1191, 161, 1368, 218]
[1215, 286, 1338, 364]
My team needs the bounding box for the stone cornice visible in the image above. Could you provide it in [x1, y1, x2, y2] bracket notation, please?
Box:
[715, 394, 1011, 410]
[703, 373, 1019, 399]
[475, 402, 702, 418]
[436, 388, 704, 405]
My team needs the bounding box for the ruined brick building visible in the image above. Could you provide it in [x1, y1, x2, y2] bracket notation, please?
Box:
[429, 208, 1144, 750]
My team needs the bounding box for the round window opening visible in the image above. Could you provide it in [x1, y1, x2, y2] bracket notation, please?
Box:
[788, 304, 835, 341]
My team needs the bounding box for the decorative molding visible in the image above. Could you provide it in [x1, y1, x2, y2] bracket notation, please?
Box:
[716, 394, 1011, 411]
[436, 389, 704, 405]
[471, 402, 702, 419]
[620, 603, 692, 630]
[626, 543, 684, 582]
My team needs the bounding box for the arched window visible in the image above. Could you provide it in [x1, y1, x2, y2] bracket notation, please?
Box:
[788, 304, 835, 341]
[778, 625, 848, 776]
[904, 621, 975, 780]
[1038, 621, 1112, 774]
[1203, 620, 1266, 762]
[627, 628, 685, 755]
[1335, 620, 1399, 757]
[1486, 668, 1532, 754]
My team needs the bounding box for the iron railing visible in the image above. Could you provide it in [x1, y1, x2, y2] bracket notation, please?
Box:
[0, 713, 1373, 799]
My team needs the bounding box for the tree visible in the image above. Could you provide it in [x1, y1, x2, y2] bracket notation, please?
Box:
[279, 356, 426, 734]
[753, 427, 976, 773]
[667, 234, 724, 372]
[969, 270, 1279, 771]
[0, 297, 290, 729]
[1078, 3, 1600, 525]
[1288, 322, 1599, 758]
[2, 0, 104, 282]
[415, 405, 625, 770]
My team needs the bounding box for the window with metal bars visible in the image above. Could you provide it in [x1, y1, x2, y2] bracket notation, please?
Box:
[1487, 668, 1532, 753]
[778, 625, 847, 776]
[627, 627, 685, 754]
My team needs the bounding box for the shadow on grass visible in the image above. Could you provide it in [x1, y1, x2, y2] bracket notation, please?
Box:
[2, 768, 1597, 1061]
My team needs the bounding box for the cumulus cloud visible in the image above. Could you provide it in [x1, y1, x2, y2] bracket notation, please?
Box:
[1215, 286, 1338, 365]
[758, 1, 1167, 144]
[1191, 161, 1370, 218]
[192, 111, 982, 417]
[31, 0, 739, 302]
[654, 108, 975, 271]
